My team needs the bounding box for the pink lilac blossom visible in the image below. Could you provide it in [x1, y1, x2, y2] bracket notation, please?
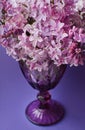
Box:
[0, 0, 85, 71]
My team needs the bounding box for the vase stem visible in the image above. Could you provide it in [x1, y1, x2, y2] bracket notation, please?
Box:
[37, 91, 51, 109]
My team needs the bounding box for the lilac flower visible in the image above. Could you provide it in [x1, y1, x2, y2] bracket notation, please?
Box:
[0, 0, 85, 71]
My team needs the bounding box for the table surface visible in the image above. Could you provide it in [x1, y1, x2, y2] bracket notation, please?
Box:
[0, 47, 85, 130]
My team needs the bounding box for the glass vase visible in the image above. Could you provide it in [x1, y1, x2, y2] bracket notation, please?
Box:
[19, 61, 66, 126]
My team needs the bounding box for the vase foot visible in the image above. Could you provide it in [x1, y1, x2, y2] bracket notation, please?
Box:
[25, 100, 64, 126]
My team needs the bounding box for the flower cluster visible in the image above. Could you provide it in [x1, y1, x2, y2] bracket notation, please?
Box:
[0, 0, 85, 71]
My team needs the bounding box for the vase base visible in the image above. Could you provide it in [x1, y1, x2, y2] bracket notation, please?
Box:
[25, 100, 64, 126]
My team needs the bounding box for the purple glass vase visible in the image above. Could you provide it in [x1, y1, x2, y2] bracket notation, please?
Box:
[19, 61, 66, 126]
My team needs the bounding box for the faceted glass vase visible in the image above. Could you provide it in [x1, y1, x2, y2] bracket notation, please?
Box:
[19, 61, 66, 126]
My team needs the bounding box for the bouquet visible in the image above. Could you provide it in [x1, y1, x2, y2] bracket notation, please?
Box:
[0, 0, 85, 71]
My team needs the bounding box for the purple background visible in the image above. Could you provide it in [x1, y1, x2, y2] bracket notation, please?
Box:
[0, 46, 85, 130]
